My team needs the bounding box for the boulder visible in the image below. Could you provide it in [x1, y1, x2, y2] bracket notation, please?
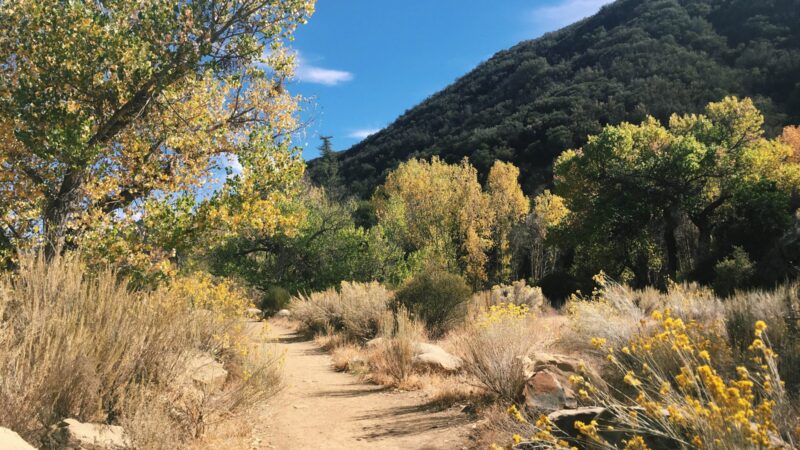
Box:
[275, 309, 291, 318]
[245, 307, 262, 318]
[48, 419, 131, 450]
[185, 354, 228, 392]
[525, 352, 606, 390]
[413, 342, 447, 355]
[547, 407, 606, 436]
[524, 369, 576, 411]
[0, 428, 36, 450]
[522, 352, 606, 412]
[411, 343, 462, 373]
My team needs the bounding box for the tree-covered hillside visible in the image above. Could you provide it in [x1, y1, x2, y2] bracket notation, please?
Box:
[308, 0, 800, 196]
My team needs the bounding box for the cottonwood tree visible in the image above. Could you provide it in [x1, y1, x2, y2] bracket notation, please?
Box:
[374, 157, 494, 286]
[0, 0, 315, 263]
[486, 161, 529, 283]
[554, 97, 800, 286]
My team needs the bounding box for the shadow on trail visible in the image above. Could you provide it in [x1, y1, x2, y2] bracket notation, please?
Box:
[358, 409, 471, 440]
[268, 332, 309, 344]
[310, 385, 391, 398]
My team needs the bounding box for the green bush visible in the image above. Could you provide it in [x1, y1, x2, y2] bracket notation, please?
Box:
[713, 246, 754, 297]
[260, 286, 291, 314]
[395, 270, 471, 337]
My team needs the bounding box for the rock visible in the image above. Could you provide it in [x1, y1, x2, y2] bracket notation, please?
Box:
[547, 407, 606, 436]
[0, 427, 36, 450]
[275, 309, 291, 318]
[413, 351, 462, 372]
[524, 369, 576, 411]
[522, 352, 606, 412]
[48, 419, 131, 450]
[185, 354, 227, 392]
[412, 342, 447, 355]
[411, 343, 462, 372]
[525, 352, 606, 390]
[245, 307, 262, 318]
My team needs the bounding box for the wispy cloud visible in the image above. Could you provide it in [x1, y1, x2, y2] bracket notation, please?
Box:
[529, 0, 613, 31]
[348, 128, 381, 139]
[296, 53, 354, 86]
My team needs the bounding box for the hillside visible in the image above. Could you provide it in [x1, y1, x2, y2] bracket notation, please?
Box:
[308, 0, 800, 196]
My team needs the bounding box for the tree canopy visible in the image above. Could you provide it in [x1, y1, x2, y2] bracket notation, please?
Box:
[0, 0, 315, 264]
[552, 97, 800, 288]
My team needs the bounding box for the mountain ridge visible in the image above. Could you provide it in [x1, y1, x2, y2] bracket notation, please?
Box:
[308, 0, 800, 196]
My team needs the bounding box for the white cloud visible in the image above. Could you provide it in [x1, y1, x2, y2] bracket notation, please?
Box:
[348, 128, 380, 139]
[296, 54, 354, 86]
[529, 0, 613, 31]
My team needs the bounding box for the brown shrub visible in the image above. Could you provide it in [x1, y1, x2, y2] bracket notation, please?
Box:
[0, 252, 281, 448]
[368, 307, 427, 386]
[290, 281, 392, 343]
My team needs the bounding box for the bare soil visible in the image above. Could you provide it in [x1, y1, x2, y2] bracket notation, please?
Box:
[249, 321, 477, 450]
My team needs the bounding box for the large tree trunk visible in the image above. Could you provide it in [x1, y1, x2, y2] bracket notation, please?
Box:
[689, 195, 729, 281]
[43, 169, 85, 258]
[663, 205, 680, 281]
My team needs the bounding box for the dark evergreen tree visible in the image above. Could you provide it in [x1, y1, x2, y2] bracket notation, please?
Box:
[314, 135, 343, 198]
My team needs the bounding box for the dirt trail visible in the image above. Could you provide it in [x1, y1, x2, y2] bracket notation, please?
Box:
[249, 321, 475, 450]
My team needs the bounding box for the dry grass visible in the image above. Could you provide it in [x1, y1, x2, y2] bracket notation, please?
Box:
[561, 279, 726, 357]
[454, 304, 558, 402]
[725, 284, 800, 396]
[0, 252, 282, 448]
[420, 373, 489, 410]
[330, 344, 370, 375]
[290, 281, 392, 343]
[367, 307, 427, 386]
[467, 280, 546, 319]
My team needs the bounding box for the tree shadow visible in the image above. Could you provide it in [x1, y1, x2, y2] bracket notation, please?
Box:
[355, 404, 472, 440]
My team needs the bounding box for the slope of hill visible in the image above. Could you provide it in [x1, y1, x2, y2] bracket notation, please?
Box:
[308, 0, 800, 196]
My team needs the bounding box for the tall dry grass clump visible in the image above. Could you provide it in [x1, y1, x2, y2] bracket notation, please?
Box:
[725, 284, 800, 395]
[562, 275, 725, 355]
[468, 280, 546, 319]
[0, 253, 282, 448]
[290, 281, 392, 342]
[368, 306, 427, 386]
[456, 303, 553, 402]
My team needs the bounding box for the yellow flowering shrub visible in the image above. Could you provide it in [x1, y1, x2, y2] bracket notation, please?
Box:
[169, 271, 251, 317]
[512, 311, 795, 449]
[478, 302, 531, 328]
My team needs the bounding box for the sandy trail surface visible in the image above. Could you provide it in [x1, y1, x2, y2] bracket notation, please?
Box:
[248, 321, 476, 450]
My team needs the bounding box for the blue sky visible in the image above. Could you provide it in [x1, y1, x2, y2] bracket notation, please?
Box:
[289, 0, 613, 159]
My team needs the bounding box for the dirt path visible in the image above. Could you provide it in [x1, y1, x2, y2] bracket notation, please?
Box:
[250, 321, 475, 450]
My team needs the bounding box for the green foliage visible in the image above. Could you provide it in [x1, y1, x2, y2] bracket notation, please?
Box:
[310, 0, 800, 198]
[713, 247, 755, 297]
[394, 270, 472, 337]
[208, 186, 406, 295]
[308, 136, 343, 199]
[261, 286, 291, 314]
[552, 97, 800, 288]
[0, 0, 314, 257]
